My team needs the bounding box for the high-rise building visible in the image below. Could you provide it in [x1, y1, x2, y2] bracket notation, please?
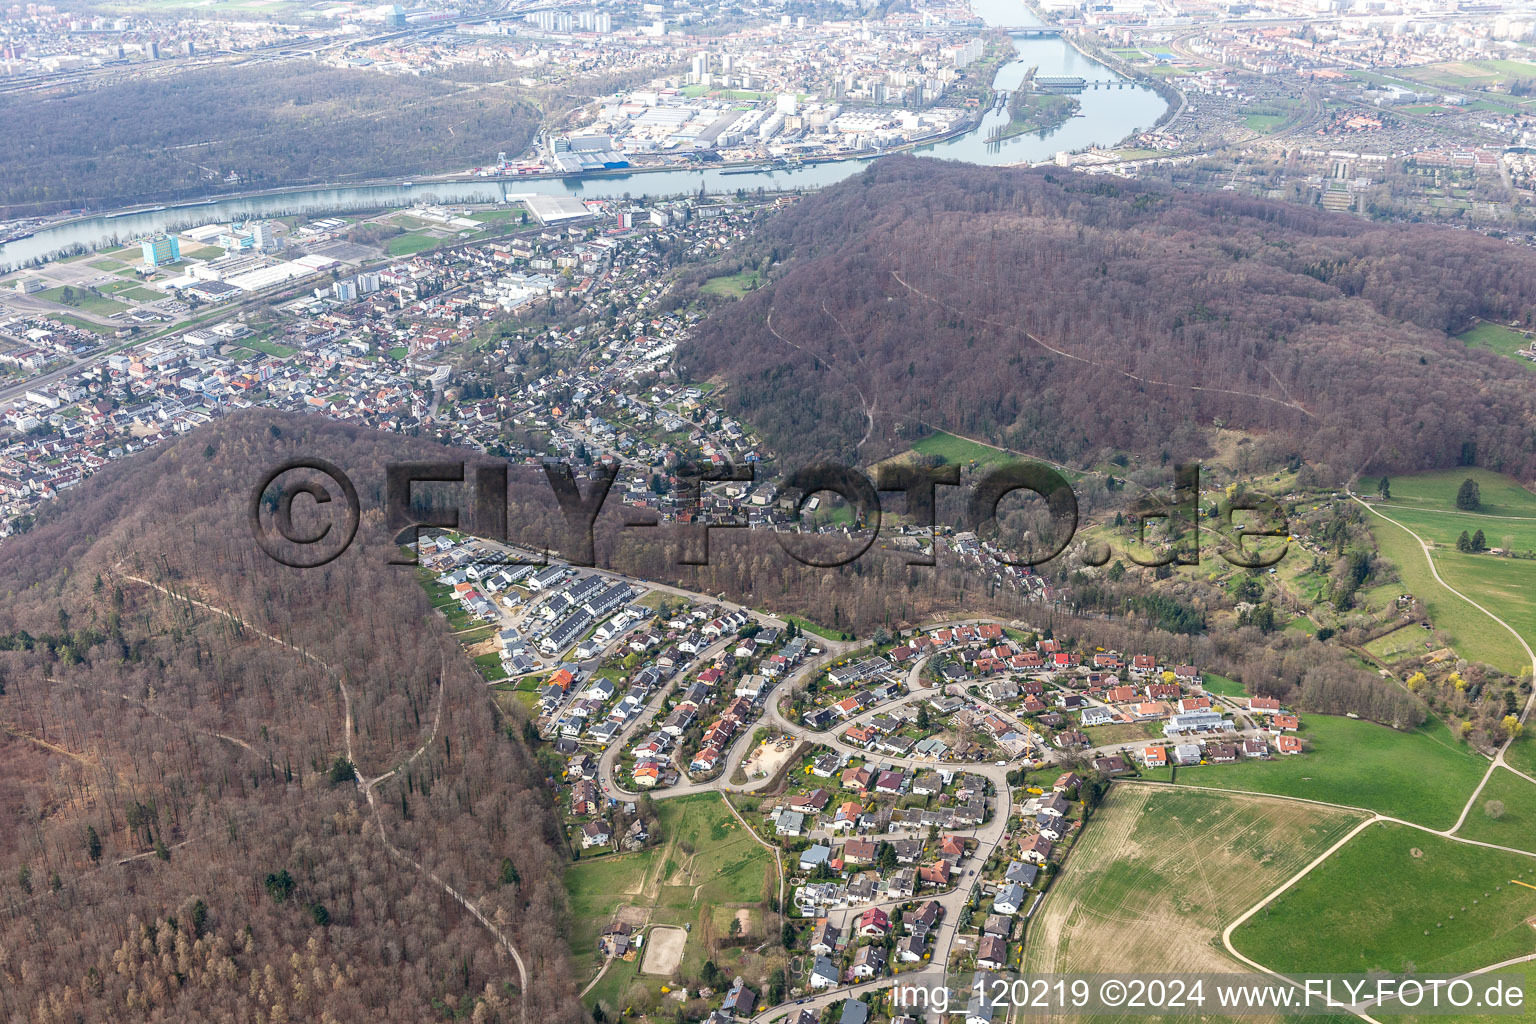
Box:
[251, 220, 282, 252]
[141, 234, 180, 268]
[380, 4, 406, 28]
[334, 279, 358, 302]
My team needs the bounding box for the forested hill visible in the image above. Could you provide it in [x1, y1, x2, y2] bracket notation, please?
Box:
[0, 413, 583, 1024]
[0, 62, 540, 216]
[680, 157, 1536, 480]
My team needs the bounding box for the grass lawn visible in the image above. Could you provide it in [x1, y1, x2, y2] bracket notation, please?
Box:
[473, 651, 509, 682]
[116, 287, 164, 302]
[237, 339, 297, 359]
[1243, 111, 1290, 132]
[1026, 785, 1364, 986]
[182, 244, 225, 260]
[1230, 822, 1536, 975]
[1141, 714, 1489, 830]
[909, 429, 1012, 470]
[1083, 720, 1162, 746]
[470, 208, 525, 223]
[38, 286, 129, 316]
[1506, 733, 1536, 777]
[385, 232, 442, 256]
[785, 615, 845, 642]
[566, 794, 777, 1008]
[1200, 672, 1246, 697]
[1361, 493, 1530, 675]
[700, 271, 762, 298]
[1363, 624, 1434, 664]
[49, 313, 115, 336]
[88, 259, 125, 271]
[1458, 321, 1536, 368]
[387, 346, 409, 360]
[1379, 468, 1536, 547]
[1454, 767, 1536, 854]
[1428, 551, 1536, 668]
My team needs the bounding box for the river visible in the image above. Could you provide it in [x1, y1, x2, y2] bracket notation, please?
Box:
[0, 0, 1165, 270]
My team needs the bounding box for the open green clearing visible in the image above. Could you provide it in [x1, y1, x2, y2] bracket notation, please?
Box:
[385, 232, 442, 256]
[910, 429, 1011, 469]
[1141, 714, 1488, 829]
[1231, 822, 1536, 975]
[1360, 472, 1536, 674]
[470, 207, 524, 223]
[1506, 733, 1536, 777]
[700, 271, 761, 298]
[1242, 111, 1289, 132]
[1365, 514, 1526, 673]
[567, 794, 777, 1010]
[1363, 624, 1434, 663]
[1200, 672, 1246, 697]
[49, 313, 115, 336]
[88, 259, 125, 271]
[1454, 768, 1536, 854]
[235, 339, 297, 359]
[182, 244, 226, 260]
[1458, 321, 1536, 368]
[1396, 58, 1536, 91]
[38, 286, 129, 316]
[783, 614, 844, 642]
[1380, 468, 1536, 538]
[1025, 785, 1364, 991]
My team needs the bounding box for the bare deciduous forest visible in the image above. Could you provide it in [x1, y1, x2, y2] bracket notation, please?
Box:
[0, 62, 540, 216]
[681, 157, 1536, 479]
[0, 415, 582, 1024]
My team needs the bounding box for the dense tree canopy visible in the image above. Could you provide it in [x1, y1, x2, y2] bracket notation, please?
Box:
[681, 158, 1536, 481]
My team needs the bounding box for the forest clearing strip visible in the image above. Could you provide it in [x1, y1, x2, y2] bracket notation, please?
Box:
[889, 268, 1316, 419]
[115, 569, 531, 1019]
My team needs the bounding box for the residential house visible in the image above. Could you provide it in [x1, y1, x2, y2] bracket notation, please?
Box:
[977, 935, 1009, 971]
[992, 883, 1026, 915]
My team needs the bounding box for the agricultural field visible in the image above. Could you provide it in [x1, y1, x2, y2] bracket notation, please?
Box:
[1453, 768, 1536, 854]
[1230, 822, 1536, 976]
[1025, 784, 1365, 1015]
[1141, 714, 1489, 830]
[566, 794, 779, 1013]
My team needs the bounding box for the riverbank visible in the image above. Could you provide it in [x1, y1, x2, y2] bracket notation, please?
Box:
[0, 7, 1166, 271]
